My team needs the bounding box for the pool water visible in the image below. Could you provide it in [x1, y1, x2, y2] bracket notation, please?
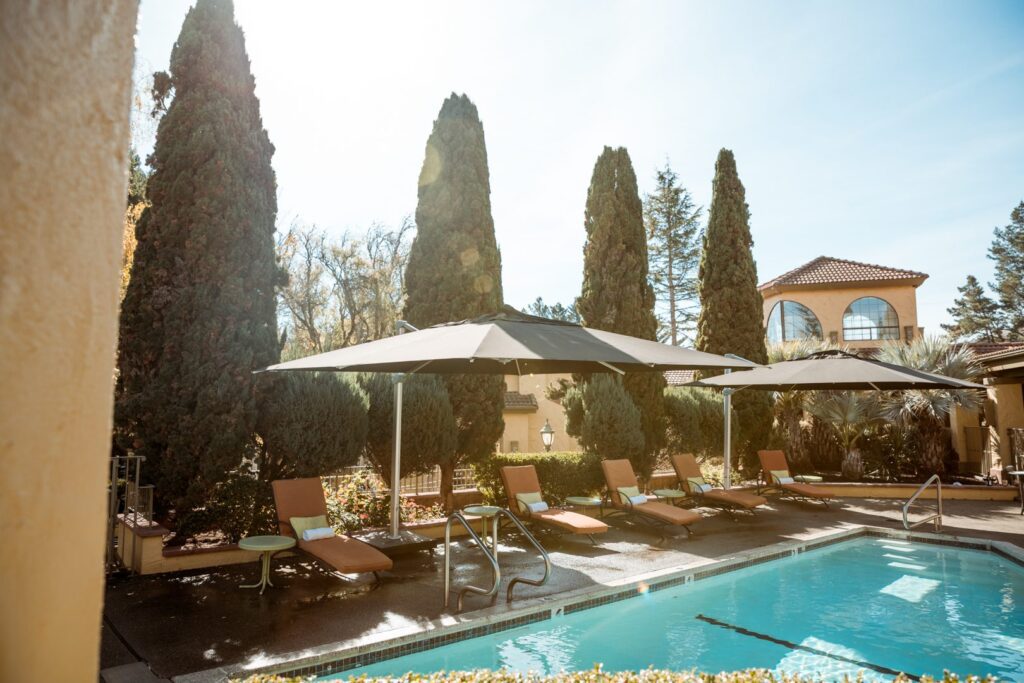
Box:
[332, 538, 1024, 682]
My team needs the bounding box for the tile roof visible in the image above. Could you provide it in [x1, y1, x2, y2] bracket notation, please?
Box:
[759, 256, 928, 292]
[969, 342, 1024, 363]
[503, 391, 538, 412]
[663, 370, 696, 386]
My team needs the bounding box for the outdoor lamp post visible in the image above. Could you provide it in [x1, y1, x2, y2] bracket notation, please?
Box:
[540, 419, 555, 452]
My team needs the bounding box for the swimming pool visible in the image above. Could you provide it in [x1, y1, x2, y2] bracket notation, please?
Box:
[329, 537, 1024, 682]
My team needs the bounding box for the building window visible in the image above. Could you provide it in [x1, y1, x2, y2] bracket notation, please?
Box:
[843, 297, 900, 341]
[766, 301, 823, 344]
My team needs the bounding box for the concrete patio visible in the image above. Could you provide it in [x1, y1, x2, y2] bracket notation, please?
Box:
[100, 497, 1023, 682]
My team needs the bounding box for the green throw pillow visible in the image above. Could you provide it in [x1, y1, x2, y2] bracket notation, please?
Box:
[515, 491, 543, 513]
[290, 514, 328, 538]
[770, 469, 790, 484]
[618, 485, 640, 499]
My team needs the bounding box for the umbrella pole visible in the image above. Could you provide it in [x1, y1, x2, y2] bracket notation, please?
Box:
[723, 384, 733, 490]
[388, 320, 419, 540]
[390, 376, 403, 539]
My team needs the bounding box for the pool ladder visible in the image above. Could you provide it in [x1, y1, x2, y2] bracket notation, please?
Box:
[902, 474, 942, 531]
[443, 508, 551, 613]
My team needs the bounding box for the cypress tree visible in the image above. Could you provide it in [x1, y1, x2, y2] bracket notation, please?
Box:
[695, 149, 771, 472]
[116, 0, 282, 516]
[577, 146, 665, 478]
[359, 373, 457, 485]
[403, 93, 505, 511]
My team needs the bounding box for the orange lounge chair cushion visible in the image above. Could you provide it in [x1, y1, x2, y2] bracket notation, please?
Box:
[634, 500, 701, 526]
[703, 489, 767, 509]
[501, 464, 609, 535]
[756, 451, 832, 500]
[530, 508, 609, 534]
[299, 535, 393, 573]
[780, 482, 832, 499]
[272, 477, 394, 573]
[602, 458, 700, 526]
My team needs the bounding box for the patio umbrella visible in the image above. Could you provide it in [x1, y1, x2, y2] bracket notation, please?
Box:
[688, 349, 985, 488]
[259, 306, 758, 538]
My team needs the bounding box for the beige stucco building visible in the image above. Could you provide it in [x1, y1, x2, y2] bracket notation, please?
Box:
[501, 373, 582, 453]
[758, 256, 927, 350]
[950, 345, 1024, 476]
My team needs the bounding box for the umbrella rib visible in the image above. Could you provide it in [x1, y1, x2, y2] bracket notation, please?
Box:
[408, 360, 432, 374]
[598, 361, 626, 375]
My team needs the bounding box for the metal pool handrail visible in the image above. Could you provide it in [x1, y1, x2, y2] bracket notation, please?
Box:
[444, 511, 500, 613]
[902, 474, 942, 531]
[443, 508, 552, 613]
[493, 508, 552, 603]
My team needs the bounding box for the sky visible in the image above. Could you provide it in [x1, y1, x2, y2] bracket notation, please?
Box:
[133, 0, 1024, 335]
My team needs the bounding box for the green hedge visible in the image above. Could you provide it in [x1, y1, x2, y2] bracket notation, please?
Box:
[473, 451, 606, 506]
[238, 669, 986, 682]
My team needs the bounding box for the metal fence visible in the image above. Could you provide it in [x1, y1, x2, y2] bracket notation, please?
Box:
[323, 465, 478, 495]
[106, 455, 153, 574]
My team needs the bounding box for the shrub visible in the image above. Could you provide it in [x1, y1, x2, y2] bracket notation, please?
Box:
[663, 386, 724, 459]
[256, 372, 369, 481]
[322, 471, 444, 533]
[473, 451, 606, 506]
[359, 373, 458, 484]
[563, 375, 647, 475]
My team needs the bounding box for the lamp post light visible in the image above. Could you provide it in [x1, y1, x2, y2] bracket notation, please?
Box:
[539, 419, 555, 452]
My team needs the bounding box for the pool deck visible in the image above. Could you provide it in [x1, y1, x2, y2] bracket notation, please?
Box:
[100, 497, 1023, 682]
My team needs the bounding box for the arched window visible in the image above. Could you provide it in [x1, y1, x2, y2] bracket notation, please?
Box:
[843, 297, 899, 341]
[766, 301, 823, 344]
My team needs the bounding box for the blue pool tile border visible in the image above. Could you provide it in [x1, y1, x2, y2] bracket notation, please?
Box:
[219, 526, 1022, 682]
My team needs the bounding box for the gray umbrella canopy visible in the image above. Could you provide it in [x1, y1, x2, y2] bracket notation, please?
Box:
[689, 350, 985, 391]
[260, 308, 758, 375]
[260, 307, 757, 539]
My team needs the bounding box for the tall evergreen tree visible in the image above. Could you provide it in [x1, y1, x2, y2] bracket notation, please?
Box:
[989, 201, 1024, 339]
[695, 149, 771, 472]
[404, 93, 505, 511]
[116, 0, 282, 515]
[577, 146, 665, 477]
[941, 275, 1002, 342]
[644, 163, 703, 345]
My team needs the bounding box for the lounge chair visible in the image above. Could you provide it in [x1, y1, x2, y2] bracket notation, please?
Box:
[271, 478, 393, 580]
[670, 453, 767, 514]
[500, 465, 609, 544]
[756, 450, 833, 507]
[601, 459, 701, 538]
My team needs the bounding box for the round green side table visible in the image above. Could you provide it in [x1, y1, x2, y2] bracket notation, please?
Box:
[652, 488, 688, 506]
[463, 505, 502, 553]
[239, 535, 296, 594]
[793, 474, 823, 483]
[565, 495, 603, 517]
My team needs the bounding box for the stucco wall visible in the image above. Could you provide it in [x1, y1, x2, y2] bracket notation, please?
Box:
[501, 373, 582, 452]
[989, 382, 1024, 465]
[762, 284, 920, 349]
[0, 2, 138, 679]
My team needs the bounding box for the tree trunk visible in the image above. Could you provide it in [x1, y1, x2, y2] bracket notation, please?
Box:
[439, 460, 456, 515]
[917, 418, 947, 476]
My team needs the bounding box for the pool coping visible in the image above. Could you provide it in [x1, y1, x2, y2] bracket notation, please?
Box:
[174, 525, 1024, 682]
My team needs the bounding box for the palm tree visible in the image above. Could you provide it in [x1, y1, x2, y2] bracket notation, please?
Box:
[805, 390, 881, 480]
[877, 336, 983, 476]
[767, 339, 845, 469]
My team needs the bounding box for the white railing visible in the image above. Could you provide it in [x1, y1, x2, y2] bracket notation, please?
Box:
[902, 474, 942, 531]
